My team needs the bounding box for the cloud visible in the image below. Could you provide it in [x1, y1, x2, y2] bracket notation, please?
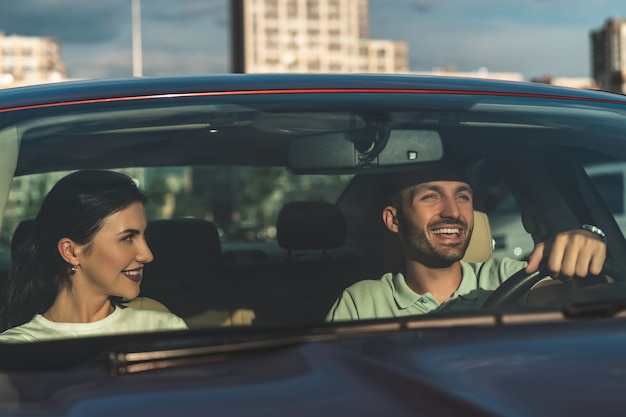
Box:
[143, 0, 225, 23]
[3, 0, 625, 80]
[0, 0, 230, 79]
[0, 0, 128, 44]
[371, 0, 438, 13]
[140, 0, 229, 76]
[369, 0, 626, 78]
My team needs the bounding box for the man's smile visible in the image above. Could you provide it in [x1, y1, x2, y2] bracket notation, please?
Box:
[432, 227, 462, 236]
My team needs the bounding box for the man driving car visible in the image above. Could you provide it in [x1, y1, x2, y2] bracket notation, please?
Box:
[326, 165, 607, 321]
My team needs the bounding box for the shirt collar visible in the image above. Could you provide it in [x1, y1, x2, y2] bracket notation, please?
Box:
[455, 261, 479, 300]
[392, 272, 422, 309]
[392, 261, 479, 309]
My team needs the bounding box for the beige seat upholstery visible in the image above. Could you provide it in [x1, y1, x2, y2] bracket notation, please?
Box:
[462, 210, 493, 262]
[122, 296, 171, 312]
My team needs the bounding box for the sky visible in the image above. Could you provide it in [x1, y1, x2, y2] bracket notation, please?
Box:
[0, 0, 624, 81]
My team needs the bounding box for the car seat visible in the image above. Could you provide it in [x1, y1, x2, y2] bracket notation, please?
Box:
[463, 209, 493, 262]
[276, 201, 347, 257]
[142, 218, 254, 327]
[234, 201, 376, 325]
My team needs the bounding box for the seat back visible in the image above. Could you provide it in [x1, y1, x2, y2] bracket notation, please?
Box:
[276, 201, 346, 256]
[233, 201, 372, 325]
[142, 218, 229, 319]
[462, 210, 493, 262]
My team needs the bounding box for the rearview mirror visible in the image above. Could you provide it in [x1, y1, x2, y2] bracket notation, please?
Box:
[287, 129, 443, 174]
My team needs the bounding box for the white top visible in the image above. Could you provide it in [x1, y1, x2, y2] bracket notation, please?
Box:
[0, 306, 188, 343]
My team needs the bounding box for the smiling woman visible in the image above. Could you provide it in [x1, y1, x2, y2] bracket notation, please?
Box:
[0, 170, 188, 343]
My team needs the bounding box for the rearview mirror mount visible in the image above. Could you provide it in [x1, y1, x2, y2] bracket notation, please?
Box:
[287, 129, 444, 174]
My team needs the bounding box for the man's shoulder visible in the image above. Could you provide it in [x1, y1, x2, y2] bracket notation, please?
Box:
[343, 273, 396, 296]
[327, 273, 403, 321]
[463, 257, 528, 284]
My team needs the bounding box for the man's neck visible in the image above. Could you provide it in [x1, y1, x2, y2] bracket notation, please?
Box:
[403, 261, 463, 304]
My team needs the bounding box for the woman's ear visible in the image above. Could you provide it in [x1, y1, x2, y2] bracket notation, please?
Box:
[382, 206, 400, 233]
[57, 238, 80, 265]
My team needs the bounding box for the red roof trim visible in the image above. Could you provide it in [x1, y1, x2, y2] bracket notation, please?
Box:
[0, 88, 624, 113]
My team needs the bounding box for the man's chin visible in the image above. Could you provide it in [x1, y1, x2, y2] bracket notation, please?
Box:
[438, 241, 467, 256]
[414, 250, 464, 268]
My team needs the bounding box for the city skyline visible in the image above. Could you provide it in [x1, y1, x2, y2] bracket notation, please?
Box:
[0, 0, 625, 81]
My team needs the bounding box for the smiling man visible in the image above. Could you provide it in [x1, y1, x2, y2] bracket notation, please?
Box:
[326, 165, 607, 321]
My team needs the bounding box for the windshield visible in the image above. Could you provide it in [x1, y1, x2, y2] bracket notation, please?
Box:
[2, 75, 626, 346]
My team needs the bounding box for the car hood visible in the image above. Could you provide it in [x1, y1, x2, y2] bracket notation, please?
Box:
[0, 318, 625, 417]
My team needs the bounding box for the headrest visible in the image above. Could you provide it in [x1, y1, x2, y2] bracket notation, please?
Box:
[462, 210, 493, 262]
[146, 218, 223, 267]
[276, 201, 346, 250]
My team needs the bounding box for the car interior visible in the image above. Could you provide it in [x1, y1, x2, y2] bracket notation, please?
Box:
[1, 88, 626, 332]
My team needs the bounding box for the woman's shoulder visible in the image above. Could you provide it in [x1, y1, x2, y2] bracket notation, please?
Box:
[0, 316, 44, 343]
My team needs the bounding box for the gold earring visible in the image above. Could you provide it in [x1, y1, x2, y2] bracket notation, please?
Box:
[70, 264, 79, 274]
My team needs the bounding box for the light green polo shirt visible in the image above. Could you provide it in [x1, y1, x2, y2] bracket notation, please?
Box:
[326, 257, 528, 321]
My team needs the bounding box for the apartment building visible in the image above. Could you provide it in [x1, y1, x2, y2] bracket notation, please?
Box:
[230, 0, 407, 74]
[0, 32, 65, 88]
[591, 18, 626, 93]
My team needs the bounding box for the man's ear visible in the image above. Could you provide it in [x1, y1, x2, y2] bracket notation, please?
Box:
[57, 238, 80, 265]
[383, 206, 400, 233]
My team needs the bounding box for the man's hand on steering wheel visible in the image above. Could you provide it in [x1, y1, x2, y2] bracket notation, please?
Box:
[525, 227, 606, 282]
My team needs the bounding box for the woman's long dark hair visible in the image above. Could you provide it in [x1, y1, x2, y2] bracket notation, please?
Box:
[0, 170, 148, 331]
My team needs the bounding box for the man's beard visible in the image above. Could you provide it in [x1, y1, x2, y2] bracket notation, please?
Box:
[398, 212, 473, 269]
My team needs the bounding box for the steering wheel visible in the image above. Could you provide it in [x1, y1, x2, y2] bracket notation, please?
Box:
[481, 260, 625, 310]
[481, 269, 544, 309]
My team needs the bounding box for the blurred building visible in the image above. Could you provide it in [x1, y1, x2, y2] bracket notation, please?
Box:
[531, 74, 597, 90]
[412, 67, 524, 82]
[230, 0, 408, 74]
[0, 32, 66, 89]
[591, 18, 626, 93]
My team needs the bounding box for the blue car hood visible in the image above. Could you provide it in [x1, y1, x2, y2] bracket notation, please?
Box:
[0, 319, 625, 417]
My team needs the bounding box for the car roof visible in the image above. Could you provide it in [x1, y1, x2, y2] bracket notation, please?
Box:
[2, 73, 625, 111]
[3, 73, 626, 176]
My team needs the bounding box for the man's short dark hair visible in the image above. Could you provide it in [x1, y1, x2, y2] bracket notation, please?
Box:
[383, 163, 471, 203]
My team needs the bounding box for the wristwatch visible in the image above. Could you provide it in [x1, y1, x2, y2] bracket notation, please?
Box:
[579, 224, 606, 241]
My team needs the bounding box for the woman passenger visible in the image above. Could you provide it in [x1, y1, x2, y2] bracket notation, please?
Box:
[0, 170, 188, 342]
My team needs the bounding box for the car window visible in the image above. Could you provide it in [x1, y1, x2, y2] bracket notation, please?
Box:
[1, 167, 353, 244]
[1, 166, 358, 330]
[488, 158, 626, 261]
[589, 173, 624, 215]
[1, 75, 626, 345]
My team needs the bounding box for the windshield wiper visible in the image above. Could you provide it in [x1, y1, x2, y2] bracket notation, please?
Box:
[106, 333, 337, 376]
